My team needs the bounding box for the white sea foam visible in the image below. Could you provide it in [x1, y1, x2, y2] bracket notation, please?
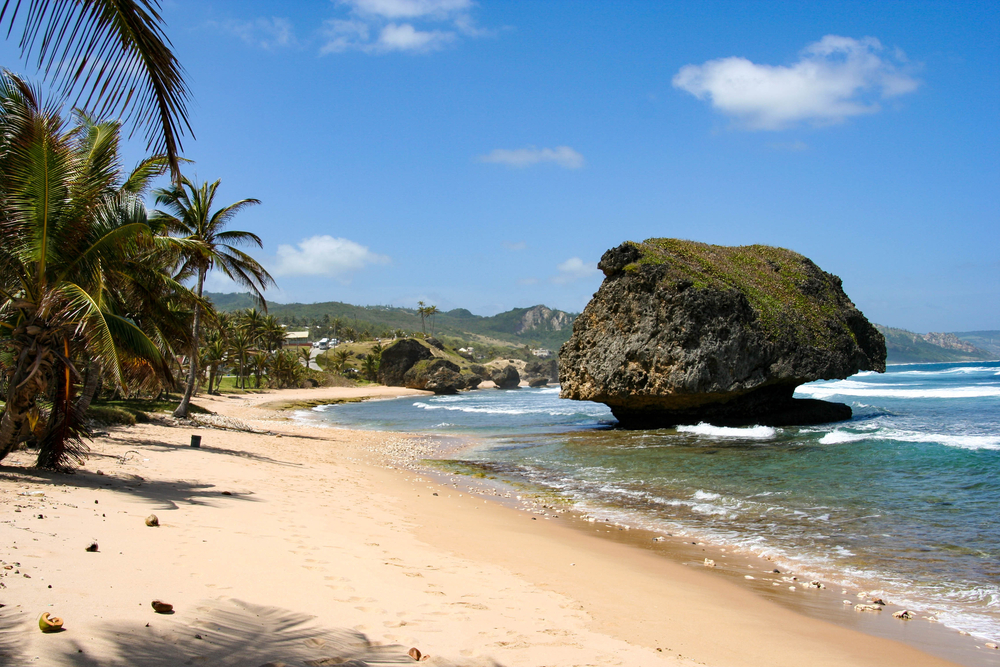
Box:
[820, 430, 871, 445]
[896, 366, 997, 376]
[677, 423, 777, 439]
[412, 401, 605, 417]
[692, 490, 721, 500]
[821, 427, 1000, 450]
[881, 429, 1000, 451]
[797, 380, 1000, 399]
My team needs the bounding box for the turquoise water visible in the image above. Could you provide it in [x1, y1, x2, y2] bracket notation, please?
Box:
[302, 361, 1000, 641]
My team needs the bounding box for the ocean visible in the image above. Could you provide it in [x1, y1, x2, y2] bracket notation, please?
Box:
[300, 360, 1000, 643]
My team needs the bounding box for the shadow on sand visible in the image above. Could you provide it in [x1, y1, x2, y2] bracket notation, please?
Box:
[0, 461, 262, 512]
[38, 599, 500, 667]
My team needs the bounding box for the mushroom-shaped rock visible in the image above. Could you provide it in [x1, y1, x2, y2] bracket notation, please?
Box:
[559, 239, 885, 428]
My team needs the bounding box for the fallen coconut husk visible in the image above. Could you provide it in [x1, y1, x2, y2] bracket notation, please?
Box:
[38, 612, 64, 633]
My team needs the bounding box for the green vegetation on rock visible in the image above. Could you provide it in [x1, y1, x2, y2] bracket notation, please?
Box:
[621, 238, 850, 348]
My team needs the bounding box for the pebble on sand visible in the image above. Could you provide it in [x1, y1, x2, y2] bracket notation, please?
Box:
[85, 542, 98, 552]
[151, 600, 173, 613]
[855, 604, 883, 613]
[145, 514, 159, 527]
[408, 647, 430, 661]
[892, 610, 914, 620]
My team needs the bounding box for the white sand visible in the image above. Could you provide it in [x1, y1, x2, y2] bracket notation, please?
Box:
[0, 386, 967, 666]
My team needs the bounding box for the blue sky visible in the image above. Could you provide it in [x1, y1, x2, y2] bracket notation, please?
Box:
[3, 1, 998, 331]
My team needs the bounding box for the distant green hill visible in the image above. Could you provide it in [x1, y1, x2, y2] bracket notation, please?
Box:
[204, 292, 576, 350]
[876, 325, 995, 364]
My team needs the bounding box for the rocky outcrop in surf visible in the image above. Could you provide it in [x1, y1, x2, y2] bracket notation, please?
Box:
[404, 359, 467, 394]
[490, 365, 521, 389]
[558, 239, 886, 428]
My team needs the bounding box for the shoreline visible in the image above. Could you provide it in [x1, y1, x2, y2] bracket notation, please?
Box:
[296, 386, 1000, 665]
[0, 384, 992, 666]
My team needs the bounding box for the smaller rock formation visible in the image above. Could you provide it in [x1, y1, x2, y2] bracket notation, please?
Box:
[463, 374, 483, 389]
[404, 359, 466, 394]
[425, 337, 445, 350]
[491, 365, 521, 389]
[528, 377, 549, 387]
[523, 359, 558, 385]
[378, 339, 433, 386]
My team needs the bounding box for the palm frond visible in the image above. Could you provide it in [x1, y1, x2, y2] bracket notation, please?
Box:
[0, 0, 192, 179]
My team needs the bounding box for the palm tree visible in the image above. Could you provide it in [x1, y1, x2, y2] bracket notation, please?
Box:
[261, 314, 284, 352]
[361, 354, 379, 382]
[228, 328, 252, 390]
[331, 349, 350, 373]
[425, 305, 439, 336]
[0, 73, 171, 466]
[417, 301, 428, 335]
[0, 0, 191, 180]
[151, 178, 274, 416]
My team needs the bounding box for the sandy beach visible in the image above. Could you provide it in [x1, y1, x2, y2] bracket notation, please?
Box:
[0, 386, 985, 666]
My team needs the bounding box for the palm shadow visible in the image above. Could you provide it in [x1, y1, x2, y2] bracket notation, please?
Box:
[0, 604, 27, 665]
[0, 464, 261, 511]
[51, 598, 500, 667]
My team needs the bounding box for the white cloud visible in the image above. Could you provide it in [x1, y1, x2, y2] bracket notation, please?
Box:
[551, 257, 598, 284]
[272, 235, 390, 279]
[320, 19, 371, 54]
[323, 0, 484, 54]
[377, 23, 455, 51]
[343, 0, 472, 19]
[478, 146, 585, 169]
[226, 17, 297, 49]
[673, 35, 920, 130]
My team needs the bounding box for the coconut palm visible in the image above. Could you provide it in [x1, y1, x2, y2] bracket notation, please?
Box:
[151, 178, 273, 416]
[260, 314, 284, 352]
[425, 305, 439, 336]
[0, 73, 171, 466]
[417, 301, 428, 335]
[361, 354, 379, 382]
[228, 327, 252, 390]
[331, 349, 350, 373]
[0, 0, 191, 180]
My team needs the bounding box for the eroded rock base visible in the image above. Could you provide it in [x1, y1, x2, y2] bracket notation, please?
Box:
[610, 398, 852, 430]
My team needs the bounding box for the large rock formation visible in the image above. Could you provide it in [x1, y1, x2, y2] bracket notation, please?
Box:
[404, 359, 466, 394]
[378, 339, 433, 386]
[559, 239, 886, 428]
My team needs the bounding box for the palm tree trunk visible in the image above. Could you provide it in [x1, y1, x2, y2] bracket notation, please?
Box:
[76, 361, 103, 415]
[0, 346, 42, 461]
[173, 269, 205, 417]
